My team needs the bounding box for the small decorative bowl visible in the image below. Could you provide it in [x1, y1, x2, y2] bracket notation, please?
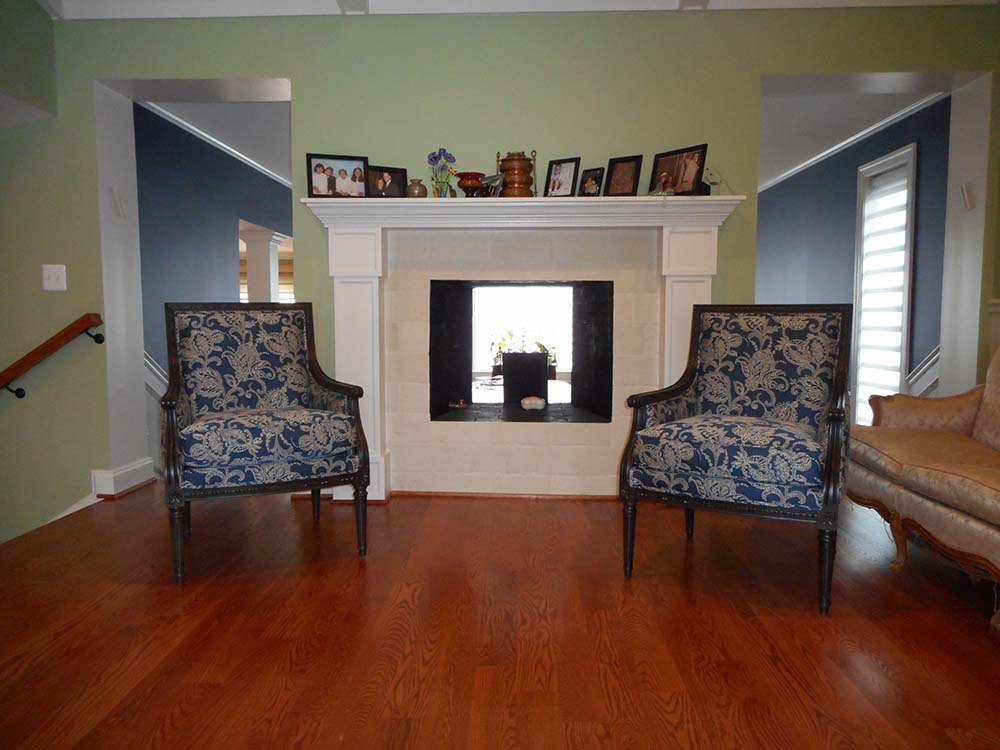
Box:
[456, 171, 486, 197]
[520, 396, 547, 411]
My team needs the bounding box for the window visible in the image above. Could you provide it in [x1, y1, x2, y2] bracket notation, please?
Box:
[852, 144, 916, 425]
[471, 285, 573, 404]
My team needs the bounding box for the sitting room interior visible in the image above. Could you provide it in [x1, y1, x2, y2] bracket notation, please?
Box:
[1, 1, 999, 747]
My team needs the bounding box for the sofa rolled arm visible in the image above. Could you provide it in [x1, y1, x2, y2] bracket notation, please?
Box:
[870, 385, 984, 435]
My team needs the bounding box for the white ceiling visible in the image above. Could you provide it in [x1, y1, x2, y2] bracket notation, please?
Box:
[35, 0, 999, 19]
[151, 101, 292, 184]
[758, 72, 969, 190]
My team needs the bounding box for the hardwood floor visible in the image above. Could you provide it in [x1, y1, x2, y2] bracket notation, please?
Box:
[1, 484, 998, 749]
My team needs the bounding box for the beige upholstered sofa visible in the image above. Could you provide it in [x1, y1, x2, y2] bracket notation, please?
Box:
[846, 350, 1000, 625]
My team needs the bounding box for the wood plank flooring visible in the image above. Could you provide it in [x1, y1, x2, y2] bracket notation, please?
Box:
[1, 483, 998, 749]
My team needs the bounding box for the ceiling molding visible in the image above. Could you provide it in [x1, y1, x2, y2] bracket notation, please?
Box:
[758, 91, 948, 192]
[139, 102, 292, 188]
[41, 0, 997, 20]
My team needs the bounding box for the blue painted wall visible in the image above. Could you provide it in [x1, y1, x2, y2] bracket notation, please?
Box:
[756, 97, 950, 372]
[134, 104, 292, 367]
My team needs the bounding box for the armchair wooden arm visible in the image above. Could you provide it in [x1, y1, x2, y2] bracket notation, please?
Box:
[870, 385, 985, 435]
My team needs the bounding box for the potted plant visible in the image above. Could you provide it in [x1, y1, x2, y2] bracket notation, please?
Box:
[536, 342, 558, 380]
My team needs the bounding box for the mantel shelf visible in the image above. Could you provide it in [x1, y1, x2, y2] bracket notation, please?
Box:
[302, 194, 744, 230]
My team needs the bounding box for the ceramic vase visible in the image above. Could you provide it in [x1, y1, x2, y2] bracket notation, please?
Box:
[405, 179, 428, 198]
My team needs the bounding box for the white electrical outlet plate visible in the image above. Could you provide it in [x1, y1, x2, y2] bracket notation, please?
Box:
[42, 264, 67, 291]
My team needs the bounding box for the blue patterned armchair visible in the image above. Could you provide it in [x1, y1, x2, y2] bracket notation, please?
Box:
[161, 303, 370, 582]
[619, 304, 852, 613]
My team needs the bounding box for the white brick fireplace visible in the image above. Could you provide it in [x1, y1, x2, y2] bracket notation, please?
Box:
[304, 196, 743, 499]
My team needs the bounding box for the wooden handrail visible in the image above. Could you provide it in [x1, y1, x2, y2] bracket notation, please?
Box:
[1, 313, 104, 398]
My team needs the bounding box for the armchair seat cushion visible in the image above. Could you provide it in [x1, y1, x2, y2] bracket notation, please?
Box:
[629, 415, 824, 510]
[180, 407, 357, 469]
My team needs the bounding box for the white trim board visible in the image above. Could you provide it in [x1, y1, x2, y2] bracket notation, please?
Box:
[91, 457, 156, 497]
[759, 92, 948, 192]
[138, 102, 292, 188]
[906, 346, 940, 397]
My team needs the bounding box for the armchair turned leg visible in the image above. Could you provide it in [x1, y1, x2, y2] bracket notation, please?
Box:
[170, 506, 185, 584]
[623, 495, 637, 578]
[183, 502, 192, 537]
[818, 529, 837, 615]
[354, 480, 368, 557]
[889, 512, 908, 572]
[311, 488, 321, 524]
[685, 508, 695, 540]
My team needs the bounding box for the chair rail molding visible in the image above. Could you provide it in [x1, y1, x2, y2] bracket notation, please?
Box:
[303, 195, 745, 500]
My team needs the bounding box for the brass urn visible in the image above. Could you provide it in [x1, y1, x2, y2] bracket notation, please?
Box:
[497, 150, 537, 197]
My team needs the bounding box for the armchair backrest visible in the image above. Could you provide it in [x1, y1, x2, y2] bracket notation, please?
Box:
[165, 303, 314, 423]
[690, 306, 851, 431]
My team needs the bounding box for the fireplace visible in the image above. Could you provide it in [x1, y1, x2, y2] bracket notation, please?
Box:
[428, 280, 613, 423]
[303, 194, 744, 498]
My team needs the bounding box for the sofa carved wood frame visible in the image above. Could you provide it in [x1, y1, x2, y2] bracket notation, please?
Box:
[846, 492, 1000, 587]
[619, 303, 853, 615]
[161, 302, 370, 583]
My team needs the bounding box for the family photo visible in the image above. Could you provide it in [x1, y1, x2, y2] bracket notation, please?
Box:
[366, 165, 407, 197]
[649, 144, 707, 195]
[577, 167, 604, 196]
[307, 153, 369, 197]
[544, 157, 580, 197]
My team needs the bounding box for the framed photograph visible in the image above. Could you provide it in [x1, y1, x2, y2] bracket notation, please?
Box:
[604, 155, 643, 196]
[366, 165, 407, 197]
[475, 173, 504, 197]
[648, 143, 708, 196]
[577, 167, 604, 197]
[306, 153, 369, 198]
[543, 157, 580, 197]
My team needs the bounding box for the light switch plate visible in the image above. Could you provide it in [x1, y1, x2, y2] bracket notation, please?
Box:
[42, 264, 67, 291]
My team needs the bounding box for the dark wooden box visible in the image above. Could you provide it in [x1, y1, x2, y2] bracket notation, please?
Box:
[502, 352, 548, 405]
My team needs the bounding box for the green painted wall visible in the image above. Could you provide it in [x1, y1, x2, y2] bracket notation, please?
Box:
[0, 8, 998, 542]
[0, 0, 56, 113]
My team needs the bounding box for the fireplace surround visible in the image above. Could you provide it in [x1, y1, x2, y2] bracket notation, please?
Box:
[304, 195, 743, 498]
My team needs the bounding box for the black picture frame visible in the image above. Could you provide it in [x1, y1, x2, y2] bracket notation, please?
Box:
[543, 157, 581, 197]
[306, 152, 369, 198]
[648, 143, 708, 195]
[366, 165, 408, 198]
[577, 167, 605, 197]
[604, 155, 643, 196]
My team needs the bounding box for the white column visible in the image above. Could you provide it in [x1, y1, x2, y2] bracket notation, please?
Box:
[242, 230, 286, 303]
[328, 227, 389, 500]
[660, 227, 718, 385]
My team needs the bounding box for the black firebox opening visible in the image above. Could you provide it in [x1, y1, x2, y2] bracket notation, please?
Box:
[429, 280, 613, 423]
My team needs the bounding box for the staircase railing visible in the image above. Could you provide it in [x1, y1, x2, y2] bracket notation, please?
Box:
[1, 313, 105, 398]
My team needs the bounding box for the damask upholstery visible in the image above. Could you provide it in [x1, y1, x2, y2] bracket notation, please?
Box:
[870, 386, 985, 435]
[846, 349, 1000, 609]
[162, 303, 369, 583]
[629, 415, 824, 510]
[628, 309, 846, 510]
[173, 309, 312, 428]
[620, 305, 851, 614]
[178, 407, 358, 488]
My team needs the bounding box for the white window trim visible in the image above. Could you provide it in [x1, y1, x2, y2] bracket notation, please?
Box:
[851, 142, 917, 423]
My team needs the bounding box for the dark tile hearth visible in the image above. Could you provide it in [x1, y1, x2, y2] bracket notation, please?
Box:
[432, 402, 610, 423]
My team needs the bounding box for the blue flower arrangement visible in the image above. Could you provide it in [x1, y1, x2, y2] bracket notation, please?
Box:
[427, 147, 457, 194]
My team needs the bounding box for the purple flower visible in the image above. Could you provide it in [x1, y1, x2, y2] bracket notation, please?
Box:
[428, 152, 440, 165]
[438, 147, 447, 156]
[445, 152, 455, 163]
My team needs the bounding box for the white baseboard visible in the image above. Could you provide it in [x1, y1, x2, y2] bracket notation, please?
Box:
[91, 456, 155, 497]
[49, 493, 100, 523]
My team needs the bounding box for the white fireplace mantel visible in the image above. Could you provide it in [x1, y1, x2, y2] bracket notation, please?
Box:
[303, 194, 745, 500]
